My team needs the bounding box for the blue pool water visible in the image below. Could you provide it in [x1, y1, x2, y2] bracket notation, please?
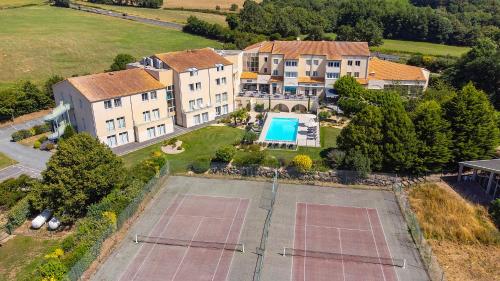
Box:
[265, 117, 299, 142]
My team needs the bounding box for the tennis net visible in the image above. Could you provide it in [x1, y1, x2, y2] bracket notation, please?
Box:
[283, 248, 406, 268]
[135, 234, 245, 252]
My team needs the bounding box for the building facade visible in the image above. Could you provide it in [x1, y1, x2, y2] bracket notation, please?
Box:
[49, 42, 430, 148]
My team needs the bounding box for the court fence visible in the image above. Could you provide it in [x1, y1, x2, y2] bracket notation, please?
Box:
[393, 180, 446, 281]
[253, 170, 278, 281]
[65, 162, 170, 281]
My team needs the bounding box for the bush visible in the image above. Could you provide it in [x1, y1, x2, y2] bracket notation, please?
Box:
[5, 196, 32, 233]
[254, 103, 265, 112]
[109, 54, 136, 71]
[11, 129, 34, 142]
[44, 142, 56, 151]
[38, 135, 48, 143]
[490, 199, 500, 228]
[233, 150, 267, 167]
[33, 140, 41, 149]
[214, 145, 236, 162]
[325, 149, 346, 168]
[61, 125, 75, 140]
[242, 131, 257, 144]
[342, 149, 371, 178]
[230, 3, 238, 11]
[38, 258, 67, 280]
[292, 155, 313, 173]
[33, 123, 50, 135]
[165, 137, 178, 146]
[0, 175, 36, 209]
[191, 157, 210, 173]
[318, 111, 331, 121]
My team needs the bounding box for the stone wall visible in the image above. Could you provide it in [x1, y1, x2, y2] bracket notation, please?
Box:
[209, 165, 399, 187]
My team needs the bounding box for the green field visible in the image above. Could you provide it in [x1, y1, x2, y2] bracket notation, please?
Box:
[0, 0, 44, 9]
[0, 152, 16, 169]
[372, 39, 470, 57]
[122, 125, 341, 173]
[0, 235, 61, 281]
[73, 1, 228, 26]
[0, 5, 221, 87]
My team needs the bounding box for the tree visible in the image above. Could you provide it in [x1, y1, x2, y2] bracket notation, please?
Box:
[214, 145, 236, 162]
[230, 3, 239, 11]
[337, 105, 384, 170]
[412, 100, 452, 173]
[444, 83, 499, 163]
[33, 133, 125, 223]
[445, 38, 500, 109]
[334, 76, 365, 97]
[226, 13, 240, 30]
[305, 25, 325, 41]
[44, 75, 64, 101]
[336, 20, 383, 46]
[53, 0, 70, 7]
[61, 124, 76, 140]
[109, 54, 136, 71]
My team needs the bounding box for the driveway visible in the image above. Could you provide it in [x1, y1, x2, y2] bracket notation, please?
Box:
[0, 118, 51, 180]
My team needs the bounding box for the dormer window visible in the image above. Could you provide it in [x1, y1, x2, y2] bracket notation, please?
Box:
[215, 64, 225, 72]
[188, 68, 199, 76]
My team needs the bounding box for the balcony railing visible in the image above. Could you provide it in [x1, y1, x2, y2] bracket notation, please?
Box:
[237, 91, 318, 101]
[184, 103, 212, 113]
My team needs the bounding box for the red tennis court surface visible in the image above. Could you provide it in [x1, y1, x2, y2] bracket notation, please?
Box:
[119, 194, 249, 281]
[292, 203, 399, 281]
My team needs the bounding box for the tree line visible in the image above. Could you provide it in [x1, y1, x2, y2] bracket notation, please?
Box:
[88, 0, 163, 8]
[333, 75, 499, 175]
[234, 0, 499, 46]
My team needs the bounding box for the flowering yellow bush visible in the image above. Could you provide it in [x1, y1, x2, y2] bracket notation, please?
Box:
[44, 248, 64, 259]
[103, 211, 117, 230]
[292, 154, 313, 173]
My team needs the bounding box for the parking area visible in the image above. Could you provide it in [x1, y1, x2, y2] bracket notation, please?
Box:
[92, 176, 428, 281]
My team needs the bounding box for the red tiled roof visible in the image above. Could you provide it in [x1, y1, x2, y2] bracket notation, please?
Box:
[155, 48, 232, 73]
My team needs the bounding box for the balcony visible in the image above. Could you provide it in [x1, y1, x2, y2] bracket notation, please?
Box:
[185, 103, 212, 113]
[237, 91, 317, 101]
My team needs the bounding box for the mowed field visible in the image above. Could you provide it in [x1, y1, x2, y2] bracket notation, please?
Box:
[372, 39, 470, 57]
[73, 1, 227, 25]
[163, 0, 261, 10]
[0, 5, 221, 86]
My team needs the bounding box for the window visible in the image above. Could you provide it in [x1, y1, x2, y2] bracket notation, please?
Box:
[143, 111, 151, 122]
[215, 106, 221, 116]
[189, 100, 196, 110]
[273, 59, 279, 64]
[196, 82, 202, 90]
[216, 78, 221, 85]
[113, 98, 122, 107]
[222, 104, 228, 114]
[264, 68, 268, 73]
[328, 61, 340, 67]
[313, 71, 318, 77]
[354, 72, 360, 78]
[117, 117, 126, 128]
[202, 112, 209, 122]
[306, 60, 312, 66]
[152, 109, 160, 120]
[314, 60, 319, 65]
[104, 100, 112, 109]
[141, 93, 149, 101]
[147, 127, 156, 139]
[347, 60, 353, 66]
[157, 124, 166, 135]
[272, 69, 279, 76]
[106, 120, 115, 132]
[222, 92, 228, 101]
[189, 84, 195, 91]
[107, 135, 117, 147]
[216, 65, 224, 72]
[264, 57, 268, 62]
[150, 91, 157, 100]
[326, 72, 340, 79]
[190, 70, 198, 76]
[247, 55, 259, 72]
[196, 98, 203, 107]
[285, 60, 297, 67]
[347, 72, 352, 76]
[355, 60, 361, 66]
[193, 114, 201, 125]
[119, 132, 128, 144]
[79, 99, 83, 109]
[306, 71, 311, 76]
[285, 72, 298, 78]
[166, 86, 175, 113]
[222, 77, 227, 84]
[215, 94, 221, 103]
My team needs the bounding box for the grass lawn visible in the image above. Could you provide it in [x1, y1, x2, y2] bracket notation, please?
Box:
[0, 0, 44, 9]
[0, 5, 221, 85]
[0, 235, 61, 281]
[0, 152, 17, 169]
[74, 1, 227, 26]
[163, 0, 260, 10]
[372, 39, 470, 57]
[122, 125, 341, 173]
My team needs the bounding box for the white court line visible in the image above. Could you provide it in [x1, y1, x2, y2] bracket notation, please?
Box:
[223, 198, 251, 281]
[375, 208, 400, 281]
[183, 193, 249, 200]
[303, 203, 308, 281]
[366, 208, 387, 281]
[128, 194, 186, 281]
[295, 201, 379, 211]
[211, 198, 242, 281]
[337, 228, 346, 281]
[306, 224, 371, 232]
[290, 202, 298, 281]
[170, 217, 205, 281]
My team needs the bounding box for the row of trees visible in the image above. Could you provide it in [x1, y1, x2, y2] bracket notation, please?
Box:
[88, 0, 163, 8]
[0, 76, 63, 121]
[233, 0, 499, 46]
[335, 76, 498, 174]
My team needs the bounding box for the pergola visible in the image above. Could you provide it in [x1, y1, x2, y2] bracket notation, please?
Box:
[458, 159, 500, 200]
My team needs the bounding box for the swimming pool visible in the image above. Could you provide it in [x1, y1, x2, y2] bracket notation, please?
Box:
[265, 117, 299, 142]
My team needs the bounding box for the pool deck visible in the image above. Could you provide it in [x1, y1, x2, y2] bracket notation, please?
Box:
[258, 112, 320, 147]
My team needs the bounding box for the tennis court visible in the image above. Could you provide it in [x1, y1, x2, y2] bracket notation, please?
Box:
[289, 203, 400, 281]
[118, 194, 249, 281]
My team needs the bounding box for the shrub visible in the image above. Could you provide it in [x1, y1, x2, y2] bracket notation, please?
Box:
[262, 155, 279, 168]
[215, 5, 221, 10]
[11, 129, 34, 142]
[490, 199, 500, 228]
[44, 142, 56, 151]
[254, 103, 265, 112]
[166, 137, 178, 146]
[326, 149, 346, 168]
[246, 144, 261, 152]
[230, 3, 238, 11]
[342, 149, 371, 178]
[318, 111, 331, 121]
[0, 175, 36, 209]
[61, 125, 75, 140]
[292, 155, 313, 173]
[33, 140, 41, 149]
[38, 258, 67, 280]
[242, 131, 257, 144]
[5, 196, 32, 233]
[38, 135, 48, 143]
[33, 123, 50, 135]
[109, 54, 135, 71]
[191, 157, 210, 173]
[233, 151, 267, 167]
[256, 113, 264, 121]
[214, 145, 236, 162]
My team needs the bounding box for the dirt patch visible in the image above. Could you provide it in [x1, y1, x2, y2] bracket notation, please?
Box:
[430, 239, 500, 281]
[18, 132, 49, 147]
[161, 140, 184, 154]
[0, 109, 51, 128]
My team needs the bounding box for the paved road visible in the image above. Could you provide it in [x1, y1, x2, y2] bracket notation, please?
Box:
[69, 4, 184, 30]
[0, 118, 50, 180]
